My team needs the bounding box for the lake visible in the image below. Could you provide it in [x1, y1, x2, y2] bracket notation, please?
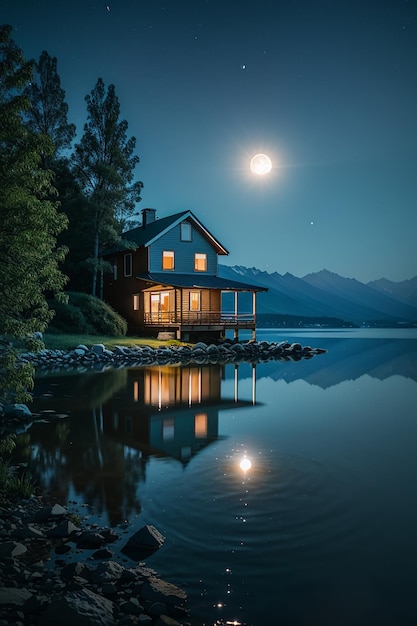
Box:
[13, 329, 417, 625]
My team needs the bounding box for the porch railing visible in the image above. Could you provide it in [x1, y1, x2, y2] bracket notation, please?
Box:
[143, 311, 256, 327]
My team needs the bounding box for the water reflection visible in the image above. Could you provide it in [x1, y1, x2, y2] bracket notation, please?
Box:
[11, 333, 417, 624]
[18, 364, 256, 524]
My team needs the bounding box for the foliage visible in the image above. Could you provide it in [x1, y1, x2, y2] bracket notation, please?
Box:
[0, 434, 35, 500]
[0, 25, 69, 404]
[71, 77, 143, 296]
[23, 50, 76, 164]
[0, 337, 35, 404]
[0, 25, 69, 339]
[48, 291, 127, 336]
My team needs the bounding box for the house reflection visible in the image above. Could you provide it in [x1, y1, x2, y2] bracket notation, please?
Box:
[101, 364, 256, 464]
[18, 363, 257, 526]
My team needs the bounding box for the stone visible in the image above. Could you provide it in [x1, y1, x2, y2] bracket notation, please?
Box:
[89, 561, 126, 584]
[3, 404, 32, 419]
[91, 344, 106, 354]
[121, 525, 165, 561]
[38, 588, 114, 626]
[140, 577, 187, 605]
[0, 542, 27, 558]
[76, 531, 106, 549]
[46, 520, 79, 538]
[0, 587, 33, 607]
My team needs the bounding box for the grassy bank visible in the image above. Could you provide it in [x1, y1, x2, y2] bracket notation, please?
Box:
[43, 333, 185, 351]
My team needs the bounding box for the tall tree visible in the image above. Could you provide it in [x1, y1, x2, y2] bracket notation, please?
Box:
[23, 50, 75, 165]
[0, 25, 68, 402]
[72, 78, 143, 297]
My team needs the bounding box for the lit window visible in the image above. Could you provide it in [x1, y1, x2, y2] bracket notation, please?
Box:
[181, 222, 192, 241]
[162, 250, 174, 270]
[124, 253, 132, 277]
[190, 291, 201, 311]
[195, 253, 207, 271]
[195, 413, 208, 438]
[133, 294, 140, 310]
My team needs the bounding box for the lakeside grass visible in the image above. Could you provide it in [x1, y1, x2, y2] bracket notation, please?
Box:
[43, 333, 186, 351]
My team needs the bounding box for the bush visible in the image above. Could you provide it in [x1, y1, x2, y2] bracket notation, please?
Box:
[48, 292, 127, 337]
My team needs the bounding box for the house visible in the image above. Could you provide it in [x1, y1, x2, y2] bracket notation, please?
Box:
[103, 208, 267, 340]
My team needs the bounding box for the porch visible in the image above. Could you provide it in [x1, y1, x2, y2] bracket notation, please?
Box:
[143, 310, 257, 340]
[136, 272, 267, 341]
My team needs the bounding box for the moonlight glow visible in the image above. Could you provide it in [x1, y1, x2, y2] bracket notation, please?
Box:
[250, 153, 272, 175]
[240, 457, 252, 472]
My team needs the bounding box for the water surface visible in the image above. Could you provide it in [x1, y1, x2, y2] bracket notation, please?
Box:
[13, 329, 417, 625]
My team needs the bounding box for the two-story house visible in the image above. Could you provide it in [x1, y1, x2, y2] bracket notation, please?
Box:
[103, 208, 267, 340]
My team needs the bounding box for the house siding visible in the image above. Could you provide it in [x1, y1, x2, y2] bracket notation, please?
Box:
[149, 222, 218, 275]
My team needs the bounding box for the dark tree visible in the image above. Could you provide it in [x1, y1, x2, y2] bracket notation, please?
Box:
[0, 25, 68, 402]
[23, 50, 75, 165]
[72, 78, 143, 297]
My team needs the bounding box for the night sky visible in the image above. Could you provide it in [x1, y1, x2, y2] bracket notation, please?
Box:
[3, 0, 417, 282]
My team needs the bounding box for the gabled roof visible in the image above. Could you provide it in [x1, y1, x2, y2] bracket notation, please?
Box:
[136, 272, 268, 292]
[122, 210, 229, 255]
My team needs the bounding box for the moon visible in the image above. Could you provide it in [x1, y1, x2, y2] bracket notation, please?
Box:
[250, 153, 272, 175]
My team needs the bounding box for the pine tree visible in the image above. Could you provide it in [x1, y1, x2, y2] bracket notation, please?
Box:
[0, 25, 68, 401]
[72, 77, 143, 297]
[23, 50, 76, 165]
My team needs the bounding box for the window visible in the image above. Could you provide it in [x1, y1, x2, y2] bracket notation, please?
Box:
[124, 253, 132, 277]
[133, 294, 140, 310]
[190, 291, 201, 311]
[162, 250, 174, 270]
[110, 259, 118, 280]
[181, 222, 192, 241]
[195, 413, 208, 438]
[194, 253, 207, 271]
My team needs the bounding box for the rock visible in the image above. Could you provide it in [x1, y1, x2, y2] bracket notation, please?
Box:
[121, 525, 165, 561]
[46, 520, 79, 538]
[76, 532, 106, 549]
[0, 541, 27, 558]
[3, 404, 32, 419]
[38, 588, 114, 626]
[0, 587, 33, 607]
[33, 503, 67, 522]
[89, 561, 125, 584]
[91, 344, 106, 354]
[140, 577, 187, 605]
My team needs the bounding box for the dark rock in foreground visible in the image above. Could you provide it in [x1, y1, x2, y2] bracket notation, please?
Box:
[0, 496, 189, 626]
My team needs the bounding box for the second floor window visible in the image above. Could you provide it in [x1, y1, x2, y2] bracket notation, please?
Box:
[194, 253, 207, 271]
[124, 253, 132, 277]
[162, 250, 175, 270]
[181, 222, 192, 241]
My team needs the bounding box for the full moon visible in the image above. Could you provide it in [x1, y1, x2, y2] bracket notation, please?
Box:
[250, 153, 272, 175]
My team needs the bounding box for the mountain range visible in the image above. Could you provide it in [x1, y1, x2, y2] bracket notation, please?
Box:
[219, 266, 417, 326]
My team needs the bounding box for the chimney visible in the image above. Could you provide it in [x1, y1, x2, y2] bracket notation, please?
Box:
[141, 208, 156, 227]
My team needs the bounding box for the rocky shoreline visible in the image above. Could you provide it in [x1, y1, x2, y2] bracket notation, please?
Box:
[19, 337, 326, 375]
[0, 494, 190, 626]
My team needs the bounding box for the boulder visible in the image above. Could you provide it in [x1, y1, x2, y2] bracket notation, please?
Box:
[121, 525, 165, 560]
[38, 588, 114, 626]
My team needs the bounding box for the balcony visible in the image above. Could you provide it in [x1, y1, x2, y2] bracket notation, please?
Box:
[143, 311, 256, 329]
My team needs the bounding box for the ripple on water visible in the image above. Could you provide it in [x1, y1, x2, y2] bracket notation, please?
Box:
[144, 449, 369, 584]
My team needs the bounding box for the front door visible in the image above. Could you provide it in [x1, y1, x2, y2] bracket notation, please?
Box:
[150, 291, 170, 323]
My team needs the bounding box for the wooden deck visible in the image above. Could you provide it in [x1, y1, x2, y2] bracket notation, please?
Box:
[142, 310, 257, 340]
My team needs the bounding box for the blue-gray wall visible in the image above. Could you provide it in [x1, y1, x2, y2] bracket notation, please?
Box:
[149, 222, 219, 274]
